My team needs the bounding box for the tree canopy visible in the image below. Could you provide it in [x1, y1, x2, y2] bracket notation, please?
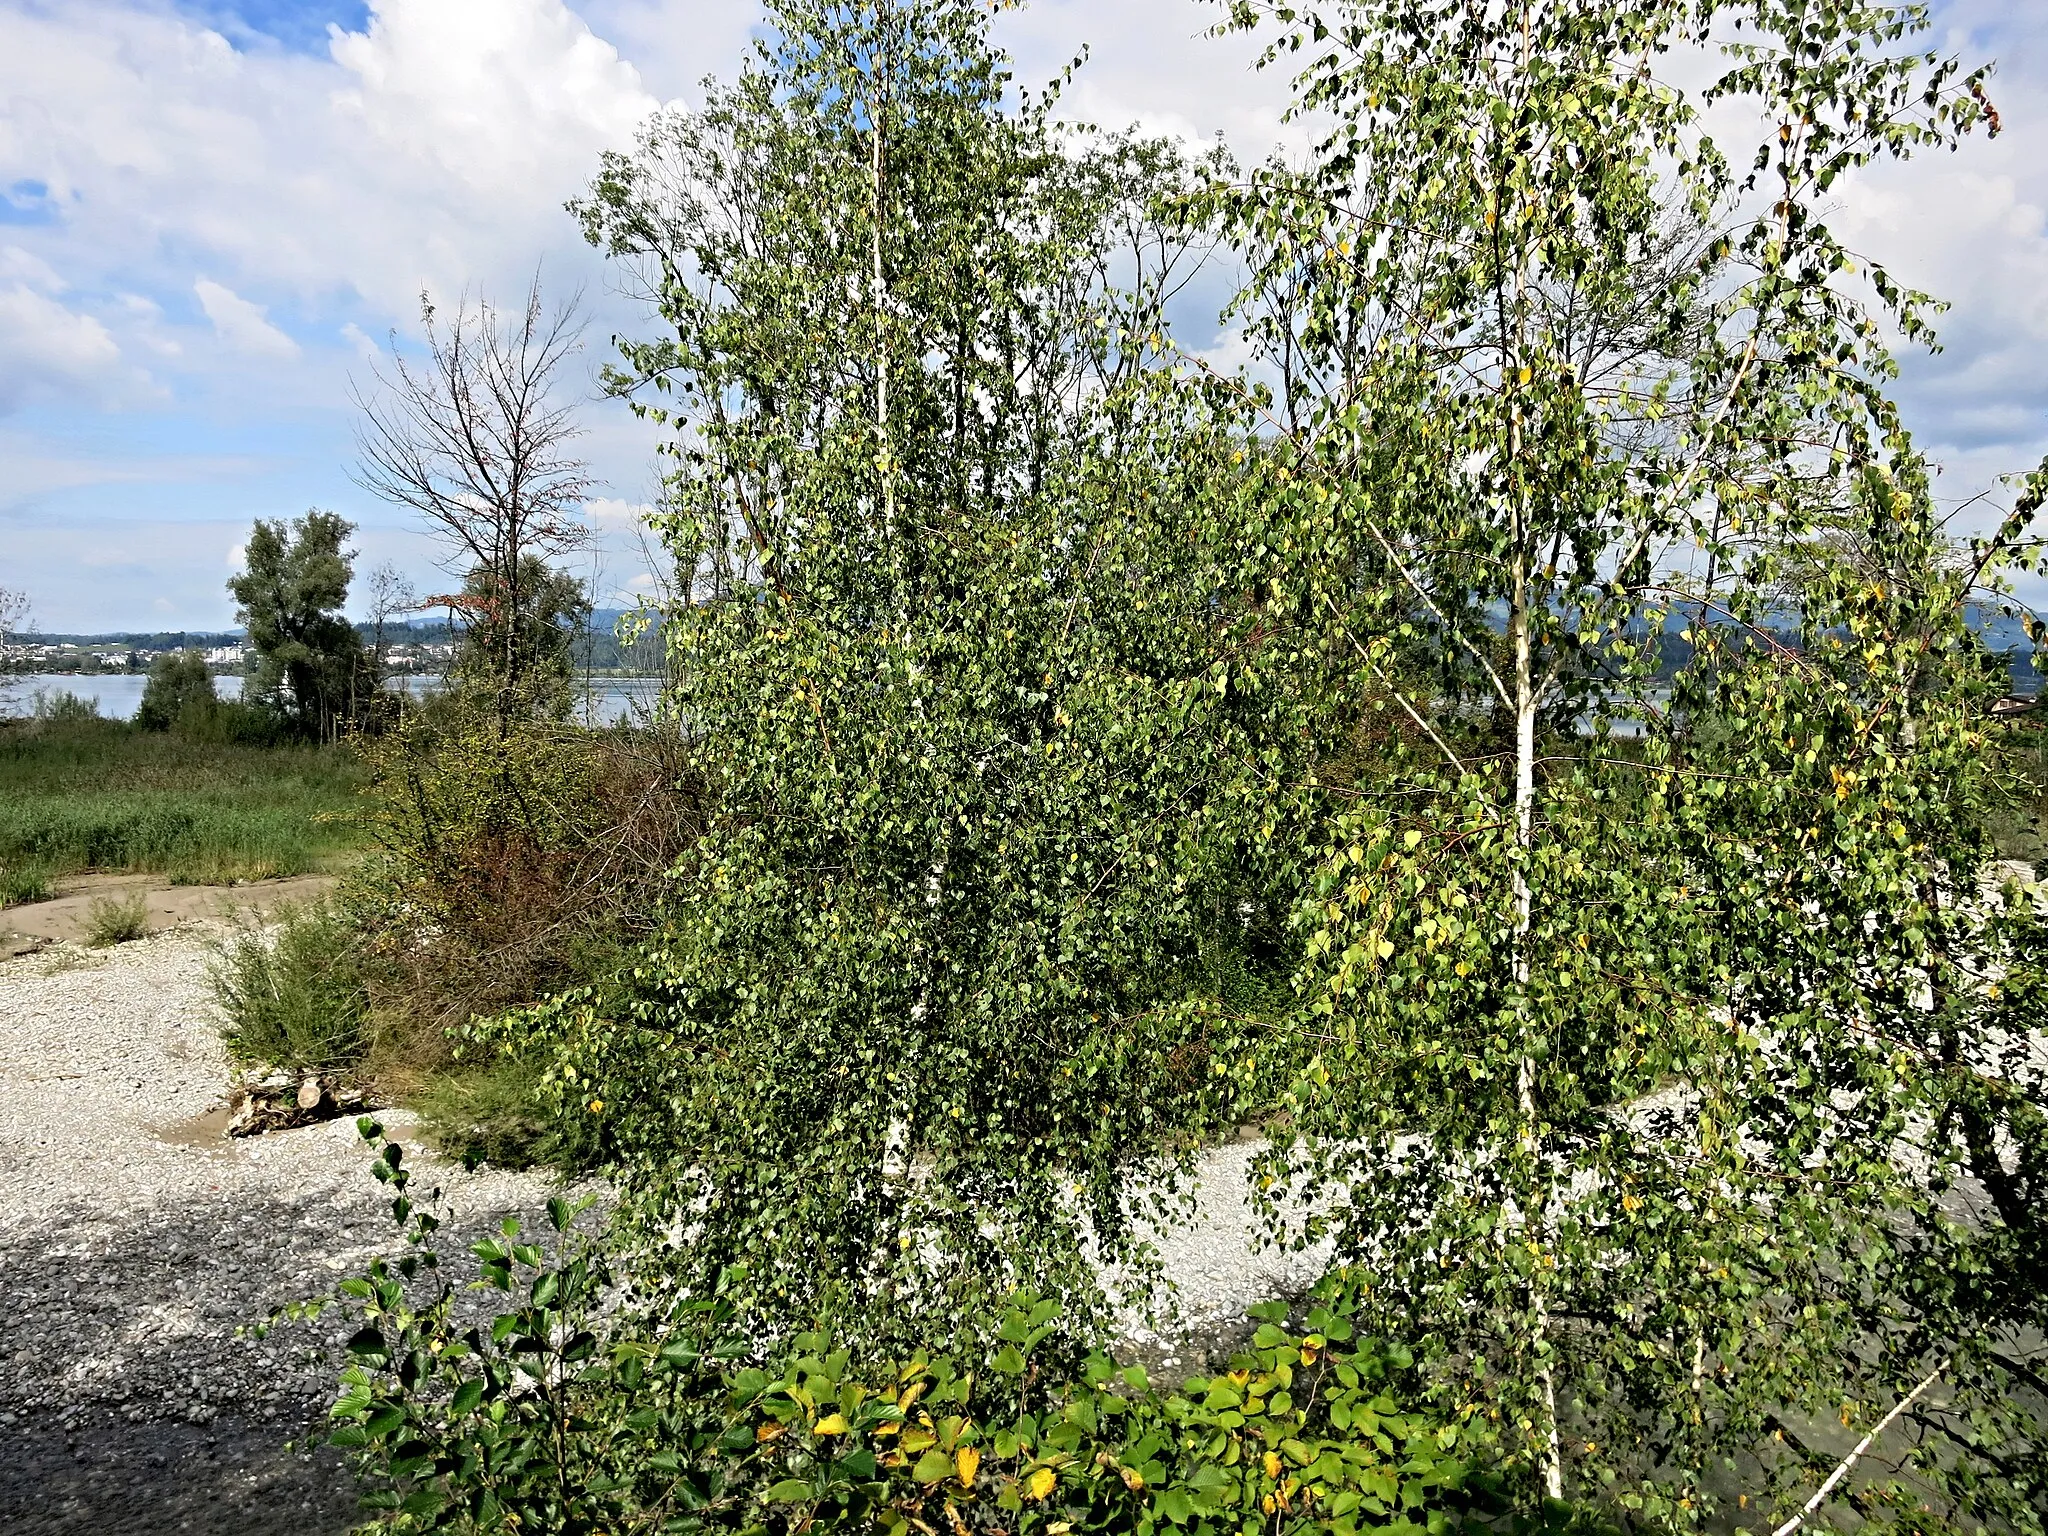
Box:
[328, 1, 2048, 1531]
[227, 509, 366, 741]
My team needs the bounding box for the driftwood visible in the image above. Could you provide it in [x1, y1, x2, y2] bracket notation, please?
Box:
[224, 1070, 368, 1137]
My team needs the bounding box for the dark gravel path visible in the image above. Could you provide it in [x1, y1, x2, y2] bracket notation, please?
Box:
[0, 933, 565, 1531]
[0, 1410, 358, 1535]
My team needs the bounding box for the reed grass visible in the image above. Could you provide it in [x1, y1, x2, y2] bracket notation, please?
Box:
[0, 716, 363, 900]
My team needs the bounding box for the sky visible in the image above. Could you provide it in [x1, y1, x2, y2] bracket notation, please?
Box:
[0, 0, 2044, 632]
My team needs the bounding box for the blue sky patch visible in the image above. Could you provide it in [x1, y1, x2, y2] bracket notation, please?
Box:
[179, 0, 371, 55]
[0, 179, 58, 226]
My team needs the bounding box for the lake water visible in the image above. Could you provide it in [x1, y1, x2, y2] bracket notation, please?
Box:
[3, 674, 665, 726]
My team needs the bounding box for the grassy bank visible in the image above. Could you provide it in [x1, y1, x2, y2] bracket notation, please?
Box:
[0, 716, 363, 901]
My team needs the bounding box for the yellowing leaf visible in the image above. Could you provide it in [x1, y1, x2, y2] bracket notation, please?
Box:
[1026, 1467, 1058, 1501]
[815, 1413, 850, 1436]
[957, 1445, 981, 1486]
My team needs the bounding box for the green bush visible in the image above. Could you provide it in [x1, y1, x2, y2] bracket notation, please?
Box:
[136, 649, 217, 732]
[84, 890, 150, 946]
[176, 696, 290, 747]
[31, 689, 101, 724]
[410, 1052, 599, 1172]
[312, 1125, 1506, 1536]
[211, 901, 369, 1069]
[345, 701, 698, 1057]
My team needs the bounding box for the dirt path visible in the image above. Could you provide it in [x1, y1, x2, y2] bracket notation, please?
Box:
[0, 874, 338, 959]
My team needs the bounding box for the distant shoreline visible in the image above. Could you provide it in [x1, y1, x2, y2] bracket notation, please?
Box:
[2, 673, 666, 726]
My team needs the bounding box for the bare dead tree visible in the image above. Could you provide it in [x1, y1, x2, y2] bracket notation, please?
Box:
[364, 561, 417, 684]
[353, 276, 594, 727]
[0, 586, 30, 718]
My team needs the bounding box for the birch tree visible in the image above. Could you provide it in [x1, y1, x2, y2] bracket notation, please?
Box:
[552, 0, 1317, 1354]
[1206, 0, 2048, 1526]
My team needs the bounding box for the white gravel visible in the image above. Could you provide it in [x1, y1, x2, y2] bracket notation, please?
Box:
[0, 925, 1316, 1440]
[0, 929, 560, 1433]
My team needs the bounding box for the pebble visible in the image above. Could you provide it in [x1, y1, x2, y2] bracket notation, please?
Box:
[0, 930, 559, 1531]
[0, 926, 1314, 1527]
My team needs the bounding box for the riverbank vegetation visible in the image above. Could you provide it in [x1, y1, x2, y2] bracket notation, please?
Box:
[86, 0, 2048, 1530]
[0, 707, 363, 898]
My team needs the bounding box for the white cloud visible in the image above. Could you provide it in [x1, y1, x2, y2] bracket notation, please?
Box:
[585, 496, 653, 529]
[0, 246, 66, 290]
[330, 0, 659, 202]
[0, 243, 133, 413]
[340, 321, 381, 360]
[2, 0, 2046, 620]
[0, 0, 674, 332]
[0, 286, 121, 412]
[194, 278, 299, 359]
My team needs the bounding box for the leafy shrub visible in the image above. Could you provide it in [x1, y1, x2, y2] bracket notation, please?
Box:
[212, 900, 369, 1069]
[136, 649, 217, 731]
[0, 861, 51, 907]
[84, 890, 150, 946]
[346, 702, 700, 1054]
[410, 1051, 599, 1172]
[175, 697, 291, 747]
[311, 1125, 1504, 1535]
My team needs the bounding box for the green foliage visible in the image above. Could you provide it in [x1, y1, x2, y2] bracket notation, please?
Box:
[0, 860, 52, 907]
[1989, 713, 2048, 873]
[31, 688, 102, 723]
[230, 508, 370, 741]
[448, 556, 591, 722]
[83, 889, 150, 946]
[1198, 0, 2048, 1525]
[136, 648, 218, 732]
[0, 715, 362, 884]
[347, 701, 700, 1045]
[212, 900, 371, 1069]
[174, 696, 296, 747]
[281, 4, 2048, 1532]
[135, 647, 289, 744]
[557, 0, 1325, 1352]
[409, 1051, 599, 1172]
[313, 1125, 1499, 1536]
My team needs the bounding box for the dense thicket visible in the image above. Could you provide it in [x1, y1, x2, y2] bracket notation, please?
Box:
[312, 0, 2048, 1531]
[549, 0, 1343, 1349]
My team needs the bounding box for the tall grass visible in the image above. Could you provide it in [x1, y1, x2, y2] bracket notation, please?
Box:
[0, 715, 363, 895]
[211, 901, 369, 1068]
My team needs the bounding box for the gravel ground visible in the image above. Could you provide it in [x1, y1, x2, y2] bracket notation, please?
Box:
[0, 930, 561, 1533]
[0, 927, 1298, 1531]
